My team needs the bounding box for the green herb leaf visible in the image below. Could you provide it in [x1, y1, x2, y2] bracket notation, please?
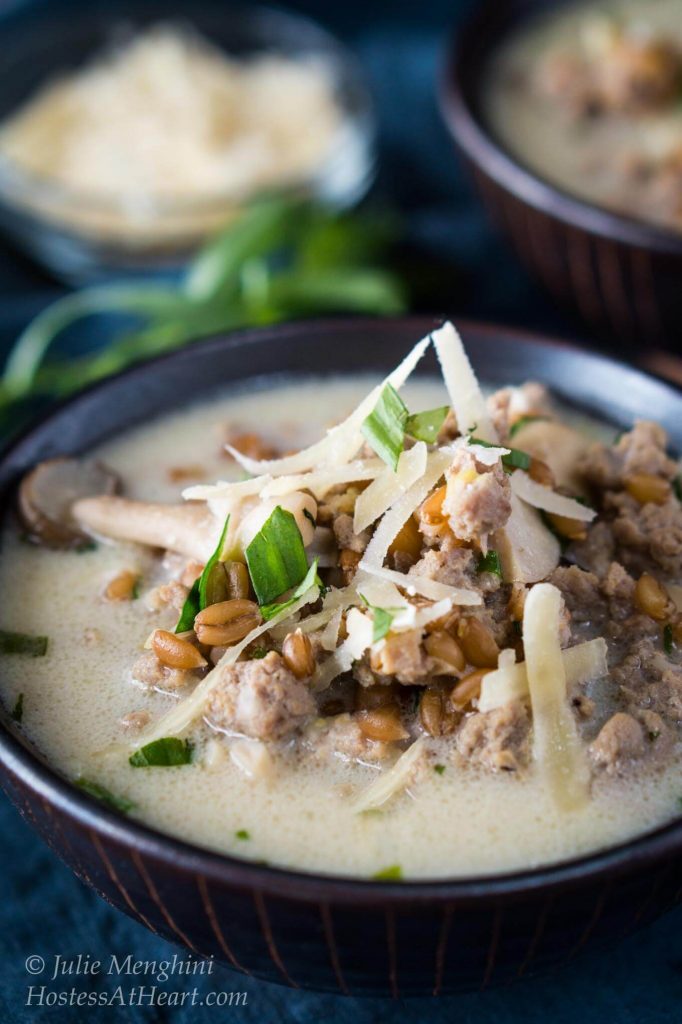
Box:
[674, 476, 682, 502]
[259, 560, 321, 622]
[405, 406, 449, 444]
[470, 435, 531, 471]
[235, 829, 250, 840]
[198, 515, 231, 609]
[359, 592, 401, 643]
[433, 763, 446, 775]
[129, 737, 193, 768]
[664, 623, 674, 655]
[372, 864, 403, 881]
[0, 630, 48, 657]
[249, 646, 269, 660]
[508, 415, 548, 438]
[175, 579, 201, 634]
[246, 506, 309, 606]
[174, 514, 230, 632]
[477, 549, 502, 577]
[75, 777, 134, 814]
[362, 384, 408, 470]
[10, 693, 24, 723]
[649, 730, 661, 742]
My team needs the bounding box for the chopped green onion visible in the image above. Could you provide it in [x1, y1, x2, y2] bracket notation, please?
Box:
[246, 506, 309, 606]
[175, 580, 200, 633]
[649, 730, 661, 742]
[509, 415, 548, 438]
[664, 623, 674, 655]
[405, 406, 449, 444]
[75, 777, 134, 814]
[175, 514, 230, 632]
[259, 560, 321, 622]
[249, 646, 269, 659]
[10, 693, 23, 723]
[477, 549, 502, 577]
[0, 630, 48, 657]
[372, 864, 403, 881]
[198, 515, 231, 608]
[129, 737, 193, 768]
[362, 383, 408, 470]
[433, 763, 446, 775]
[75, 541, 98, 554]
[470, 435, 531, 471]
[235, 829, 250, 840]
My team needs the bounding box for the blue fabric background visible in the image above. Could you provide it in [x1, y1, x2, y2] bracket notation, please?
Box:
[0, 1, 680, 1021]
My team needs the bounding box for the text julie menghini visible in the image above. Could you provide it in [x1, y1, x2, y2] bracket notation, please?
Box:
[23, 953, 248, 1008]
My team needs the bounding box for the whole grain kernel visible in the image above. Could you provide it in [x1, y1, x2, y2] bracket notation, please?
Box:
[282, 629, 315, 679]
[424, 630, 466, 673]
[356, 706, 408, 742]
[104, 570, 139, 602]
[194, 599, 262, 646]
[450, 668, 491, 710]
[624, 473, 671, 506]
[634, 573, 670, 621]
[457, 617, 499, 668]
[151, 630, 206, 670]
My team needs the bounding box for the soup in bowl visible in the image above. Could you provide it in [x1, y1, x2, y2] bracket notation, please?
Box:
[486, 0, 682, 235]
[0, 318, 680, 993]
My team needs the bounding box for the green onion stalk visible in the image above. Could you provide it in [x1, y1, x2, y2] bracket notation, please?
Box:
[0, 197, 407, 431]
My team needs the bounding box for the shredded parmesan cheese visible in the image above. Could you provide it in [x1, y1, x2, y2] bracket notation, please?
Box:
[225, 334, 431, 477]
[353, 442, 427, 534]
[523, 583, 590, 811]
[0, 26, 346, 241]
[478, 637, 609, 712]
[358, 563, 481, 605]
[360, 449, 451, 570]
[431, 321, 497, 442]
[510, 472, 597, 522]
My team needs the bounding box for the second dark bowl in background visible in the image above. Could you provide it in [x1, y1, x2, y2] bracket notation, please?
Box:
[440, 0, 682, 354]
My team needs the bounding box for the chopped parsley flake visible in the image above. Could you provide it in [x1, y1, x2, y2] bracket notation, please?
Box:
[10, 693, 23, 723]
[372, 864, 403, 881]
[664, 624, 674, 656]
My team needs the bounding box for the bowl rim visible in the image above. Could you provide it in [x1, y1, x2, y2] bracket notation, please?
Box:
[0, 0, 376, 225]
[438, 0, 682, 257]
[1, 313, 682, 904]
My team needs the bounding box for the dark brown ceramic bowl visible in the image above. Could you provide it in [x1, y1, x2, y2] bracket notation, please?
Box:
[440, 0, 682, 353]
[0, 317, 681, 997]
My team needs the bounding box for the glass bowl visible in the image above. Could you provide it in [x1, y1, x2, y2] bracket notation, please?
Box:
[0, 0, 377, 284]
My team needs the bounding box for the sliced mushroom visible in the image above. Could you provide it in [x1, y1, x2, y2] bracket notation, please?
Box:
[495, 492, 561, 584]
[72, 496, 220, 561]
[18, 458, 120, 549]
[510, 420, 592, 495]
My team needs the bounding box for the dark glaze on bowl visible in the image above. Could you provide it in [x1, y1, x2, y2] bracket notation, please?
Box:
[0, 317, 681, 996]
[440, 0, 682, 353]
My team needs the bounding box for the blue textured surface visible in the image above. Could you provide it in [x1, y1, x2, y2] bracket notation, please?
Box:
[0, 1, 680, 1021]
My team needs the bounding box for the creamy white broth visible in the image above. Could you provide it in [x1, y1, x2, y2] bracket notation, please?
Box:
[1, 376, 681, 880]
[486, 0, 682, 232]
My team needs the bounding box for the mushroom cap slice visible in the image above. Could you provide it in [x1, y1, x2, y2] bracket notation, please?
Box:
[18, 457, 120, 549]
